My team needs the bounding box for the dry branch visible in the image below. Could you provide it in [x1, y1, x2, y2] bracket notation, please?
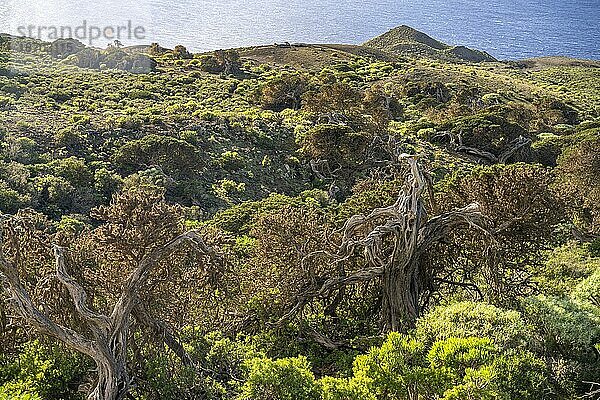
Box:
[0, 221, 224, 400]
[293, 155, 492, 332]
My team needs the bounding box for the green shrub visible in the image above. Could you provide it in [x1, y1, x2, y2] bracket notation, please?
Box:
[352, 333, 444, 399]
[0, 181, 29, 213]
[318, 377, 374, 400]
[427, 337, 497, 377]
[0, 341, 87, 400]
[572, 269, 600, 306]
[487, 350, 550, 400]
[136, 330, 261, 400]
[216, 150, 245, 170]
[238, 356, 320, 400]
[522, 295, 600, 360]
[113, 134, 201, 175]
[415, 301, 528, 349]
[536, 242, 600, 295]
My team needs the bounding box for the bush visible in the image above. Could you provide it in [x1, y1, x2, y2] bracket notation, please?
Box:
[522, 295, 600, 360]
[318, 377, 374, 400]
[353, 333, 444, 399]
[0, 181, 29, 213]
[415, 301, 528, 349]
[216, 150, 245, 170]
[133, 330, 262, 400]
[350, 331, 550, 400]
[427, 337, 497, 376]
[572, 269, 600, 306]
[556, 135, 600, 234]
[487, 350, 550, 400]
[113, 135, 201, 175]
[0, 341, 87, 400]
[300, 124, 369, 166]
[238, 356, 320, 400]
[258, 73, 308, 111]
[536, 242, 600, 295]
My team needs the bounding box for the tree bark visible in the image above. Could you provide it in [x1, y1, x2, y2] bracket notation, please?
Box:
[305, 155, 491, 332]
[381, 259, 420, 332]
[0, 226, 223, 400]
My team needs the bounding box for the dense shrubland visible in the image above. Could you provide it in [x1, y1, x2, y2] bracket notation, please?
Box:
[0, 34, 599, 399]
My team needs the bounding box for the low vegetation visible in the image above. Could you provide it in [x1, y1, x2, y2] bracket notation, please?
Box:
[0, 26, 599, 400]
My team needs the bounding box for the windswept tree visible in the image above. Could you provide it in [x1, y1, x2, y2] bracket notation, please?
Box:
[0, 188, 227, 400]
[261, 156, 491, 333]
[172, 44, 193, 59]
[318, 156, 490, 331]
[556, 136, 600, 236]
[112, 134, 202, 176]
[215, 49, 242, 76]
[198, 50, 242, 75]
[302, 83, 373, 131]
[299, 83, 400, 189]
[258, 73, 309, 111]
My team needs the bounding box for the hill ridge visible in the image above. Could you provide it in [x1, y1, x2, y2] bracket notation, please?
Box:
[364, 25, 497, 63]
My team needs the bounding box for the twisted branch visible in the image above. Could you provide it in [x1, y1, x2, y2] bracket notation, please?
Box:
[285, 155, 492, 332]
[1, 221, 225, 400]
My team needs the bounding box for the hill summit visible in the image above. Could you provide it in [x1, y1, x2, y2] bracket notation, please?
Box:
[364, 25, 497, 62]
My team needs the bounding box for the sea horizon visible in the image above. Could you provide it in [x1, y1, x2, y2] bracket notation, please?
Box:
[0, 0, 598, 60]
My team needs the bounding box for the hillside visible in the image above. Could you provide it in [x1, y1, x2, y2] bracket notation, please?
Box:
[364, 25, 497, 62]
[0, 27, 599, 400]
[365, 25, 451, 51]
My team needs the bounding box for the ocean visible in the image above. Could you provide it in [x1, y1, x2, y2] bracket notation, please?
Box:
[0, 0, 598, 60]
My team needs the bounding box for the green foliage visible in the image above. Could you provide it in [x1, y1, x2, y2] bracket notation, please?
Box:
[216, 150, 245, 170]
[317, 377, 375, 400]
[0, 341, 87, 400]
[113, 134, 201, 175]
[93, 168, 123, 200]
[136, 330, 262, 400]
[415, 301, 528, 349]
[239, 356, 320, 400]
[486, 351, 550, 400]
[56, 215, 87, 233]
[522, 295, 600, 360]
[198, 50, 242, 75]
[64, 46, 157, 73]
[0, 181, 30, 213]
[571, 269, 600, 306]
[427, 337, 497, 374]
[348, 331, 550, 400]
[207, 192, 321, 234]
[353, 333, 444, 399]
[536, 242, 600, 295]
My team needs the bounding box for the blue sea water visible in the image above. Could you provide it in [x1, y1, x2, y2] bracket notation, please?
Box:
[0, 0, 598, 60]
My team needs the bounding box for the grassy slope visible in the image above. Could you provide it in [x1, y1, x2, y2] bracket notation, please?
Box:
[0, 30, 598, 218]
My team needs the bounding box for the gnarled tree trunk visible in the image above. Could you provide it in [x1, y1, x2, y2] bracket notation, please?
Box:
[313, 155, 490, 332]
[0, 228, 223, 400]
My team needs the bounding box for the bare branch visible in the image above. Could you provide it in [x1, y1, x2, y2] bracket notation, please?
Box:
[54, 245, 111, 332]
[0, 256, 97, 358]
[287, 155, 493, 333]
